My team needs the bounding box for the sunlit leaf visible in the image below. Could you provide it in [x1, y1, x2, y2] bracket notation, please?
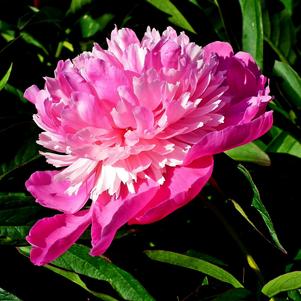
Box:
[32, 244, 154, 301]
[273, 60, 301, 109]
[0, 142, 40, 181]
[262, 271, 301, 298]
[0, 287, 21, 301]
[239, 0, 263, 69]
[0, 63, 13, 91]
[266, 127, 301, 159]
[237, 165, 286, 254]
[225, 142, 271, 166]
[146, 0, 196, 33]
[45, 265, 119, 301]
[145, 250, 243, 288]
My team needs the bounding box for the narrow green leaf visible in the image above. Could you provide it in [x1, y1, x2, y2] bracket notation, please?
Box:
[237, 165, 286, 254]
[3, 83, 27, 103]
[0, 63, 13, 91]
[262, 271, 301, 298]
[266, 127, 301, 159]
[145, 250, 243, 288]
[67, 0, 92, 14]
[45, 265, 119, 301]
[0, 142, 40, 181]
[21, 32, 48, 55]
[0, 288, 21, 301]
[239, 0, 263, 69]
[273, 60, 301, 109]
[47, 244, 154, 301]
[225, 142, 271, 166]
[146, 0, 196, 33]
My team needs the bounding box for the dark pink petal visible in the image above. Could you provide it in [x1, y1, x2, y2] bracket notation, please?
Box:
[90, 179, 159, 255]
[25, 171, 92, 214]
[129, 156, 214, 224]
[27, 210, 91, 265]
[184, 111, 273, 165]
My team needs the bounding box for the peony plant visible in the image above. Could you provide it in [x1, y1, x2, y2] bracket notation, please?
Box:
[24, 26, 272, 265]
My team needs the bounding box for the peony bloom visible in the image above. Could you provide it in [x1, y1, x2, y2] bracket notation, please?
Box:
[25, 26, 272, 265]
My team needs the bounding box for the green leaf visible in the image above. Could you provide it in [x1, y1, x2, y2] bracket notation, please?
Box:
[0, 226, 30, 245]
[239, 0, 263, 69]
[288, 290, 301, 301]
[237, 165, 286, 254]
[279, 0, 293, 15]
[273, 60, 301, 109]
[262, 271, 301, 298]
[213, 288, 252, 301]
[0, 288, 22, 301]
[45, 244, 153, 301]
[21, 32, 48, 55]
[0, 141, 40, 181]
[67, 0, 92, 14]
[145, 250, 243, 288]
[0, 63, 13, 91]
[146, 0, 196, 33]
[3, 83, 27, 103]
[45, 265, 119, 301]
[266, 127, 301, 159]
[0, 193, 42, 244]
[80, 14, 114, 38]
[225, 142, 271, 166]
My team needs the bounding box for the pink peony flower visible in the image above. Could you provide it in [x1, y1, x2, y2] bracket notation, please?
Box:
[25, 26, 272, 265]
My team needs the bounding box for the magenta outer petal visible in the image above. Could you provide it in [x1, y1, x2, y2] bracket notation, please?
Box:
[25, 171, 92, 214]
[129, 156, 214, 225]
[184, 111, 273, 165]
[27, 210, 91, 265]
[90, 179, 159, 256]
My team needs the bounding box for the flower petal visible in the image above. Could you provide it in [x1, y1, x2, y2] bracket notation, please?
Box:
[27, 210, 91, 265]
[129, 156, 214, 224]
[90, 179, 159, 255]
[184, 111, 273, 165]
[25, 170, 92, 214]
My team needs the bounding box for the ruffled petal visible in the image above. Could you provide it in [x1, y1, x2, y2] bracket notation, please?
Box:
[25, 170, 92, 214]
[129, 156, 214, 224]
[184, 111, 273, 165]
[27, 210, 91, 265]
[90, 179, 159, 255]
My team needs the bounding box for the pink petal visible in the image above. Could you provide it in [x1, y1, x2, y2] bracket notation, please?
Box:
[129, 156, 214, 224]
[25, 171, 92, 214]
[203, 41, 233, 63]
[184, 111, 273, 165]
[27, 210, 91, 265]
[90, 179, 159, 255]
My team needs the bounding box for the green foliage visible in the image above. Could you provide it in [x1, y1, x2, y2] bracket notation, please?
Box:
[0, 288, 21, 301]
[262, 271, 301, 298]
[145, 250, 243, 288]
[0, 0, 301, 300]
[20, 244, 154, 301]
[225, 142, 271, 166]
[239, 0, 264, 68]
[237, 164, 286, 254]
